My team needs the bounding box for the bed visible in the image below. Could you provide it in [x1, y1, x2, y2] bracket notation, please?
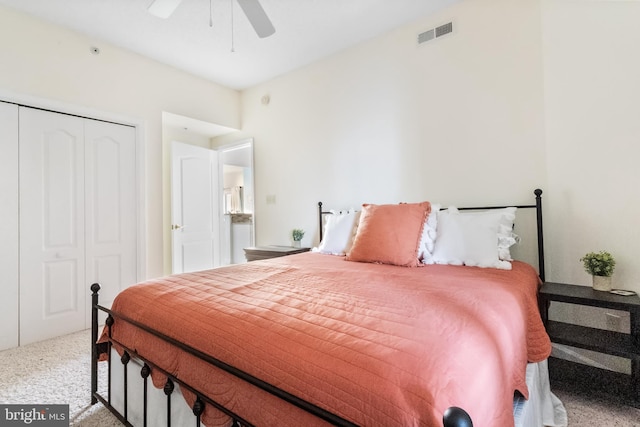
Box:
[91, 189, 566, 427]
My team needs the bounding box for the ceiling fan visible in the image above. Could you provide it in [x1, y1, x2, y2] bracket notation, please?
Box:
[147, 0, 275, 38]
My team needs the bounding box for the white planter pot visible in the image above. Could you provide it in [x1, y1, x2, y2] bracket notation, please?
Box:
[592, 275, 612, 291]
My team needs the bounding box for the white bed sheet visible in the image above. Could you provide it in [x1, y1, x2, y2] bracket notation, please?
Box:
[515, 359, 567, 427]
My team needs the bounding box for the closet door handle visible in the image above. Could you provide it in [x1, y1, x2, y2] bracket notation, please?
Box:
[171, 224, 184, 230]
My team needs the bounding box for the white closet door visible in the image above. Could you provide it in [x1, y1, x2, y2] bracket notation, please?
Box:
[0, 102, 19, 350]
[84, 119, 137, 323]
[19, 107, 86, 345]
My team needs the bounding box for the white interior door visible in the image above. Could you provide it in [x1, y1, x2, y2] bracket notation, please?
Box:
[84, 119, 137, 323]
[19, 107, 138, 344]
[171, 142, 219, 273]
[19, 107, 86, 346]
[0, 102, 19, 350]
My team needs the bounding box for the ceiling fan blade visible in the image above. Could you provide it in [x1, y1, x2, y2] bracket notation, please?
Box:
[236, 0, 276, 38]
[147, 0, 183, 19]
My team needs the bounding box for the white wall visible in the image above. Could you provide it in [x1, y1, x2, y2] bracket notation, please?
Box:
[542, 0, 640, 291]
[0, 5, 240, 278]
[541, 2, 640, 373]
[241, 0, 547, 251]
[239, 0, 640, 293]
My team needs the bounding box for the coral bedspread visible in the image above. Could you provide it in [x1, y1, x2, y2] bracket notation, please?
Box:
[100, 252, 550, 427]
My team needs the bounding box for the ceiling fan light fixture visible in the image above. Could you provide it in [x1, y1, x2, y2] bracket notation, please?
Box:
[147, 0, 183, 19]
[146, 0, 275, 38]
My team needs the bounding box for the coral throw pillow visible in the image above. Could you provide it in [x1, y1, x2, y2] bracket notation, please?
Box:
[346, 202, 431, 267]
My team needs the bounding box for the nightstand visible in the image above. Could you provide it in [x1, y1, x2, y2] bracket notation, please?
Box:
[243, 245, 310, 262]
[539, 282, 640, 404]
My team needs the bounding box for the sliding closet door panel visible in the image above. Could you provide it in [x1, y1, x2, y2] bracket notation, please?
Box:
[84, 119, 137, 322]
[19, 107, 86, 346]
[0, 102, 19, 350]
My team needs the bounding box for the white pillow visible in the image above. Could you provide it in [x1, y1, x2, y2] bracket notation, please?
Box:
[315, 210, 360, 255]
[418, 203, 440, 263]
[428, 207, 517, 270]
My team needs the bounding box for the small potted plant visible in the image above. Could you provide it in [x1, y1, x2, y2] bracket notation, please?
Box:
[292, 229, 305, 248]
[580, 251, 616, 291]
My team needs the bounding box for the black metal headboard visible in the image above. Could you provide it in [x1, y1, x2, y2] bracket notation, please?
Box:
[317, 189, 545, 281]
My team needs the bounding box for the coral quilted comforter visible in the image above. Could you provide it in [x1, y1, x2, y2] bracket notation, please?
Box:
[100, 252, 550, 427]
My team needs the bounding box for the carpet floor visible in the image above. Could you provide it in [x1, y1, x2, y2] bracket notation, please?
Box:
[1, 329, 639, 426]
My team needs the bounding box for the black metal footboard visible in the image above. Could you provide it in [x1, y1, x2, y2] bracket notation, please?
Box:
[91, 283, 473, 427]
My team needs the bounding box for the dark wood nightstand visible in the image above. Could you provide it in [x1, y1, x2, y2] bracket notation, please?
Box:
[243, 245, 310, 262]
[539, 282, 640, 404]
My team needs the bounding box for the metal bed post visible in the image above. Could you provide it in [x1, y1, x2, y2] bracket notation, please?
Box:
[91, 283, 100, 405]
[121, 352, 130, 422]
[106, 315, 114, 405]
[141, 364, 150, 427]
[192, 398, 204, 427]
[164, 379, 174, 427]
[318, 201, 324, 242]
[534, 189, 545, 282]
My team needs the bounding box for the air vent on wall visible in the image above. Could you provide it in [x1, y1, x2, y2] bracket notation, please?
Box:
[418, 29, 435, 44]
[417, 22, 453, 45]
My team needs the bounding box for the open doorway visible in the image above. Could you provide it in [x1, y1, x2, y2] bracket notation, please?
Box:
[164, 112, 254, 273]
[218, 139, 255, 265]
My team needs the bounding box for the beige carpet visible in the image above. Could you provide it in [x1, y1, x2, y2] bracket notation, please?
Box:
[0, 330, 119, 426]
[0, 329, 638, 426]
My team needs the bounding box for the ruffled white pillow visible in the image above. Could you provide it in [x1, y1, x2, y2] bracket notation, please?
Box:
[418, 204, 440, 263]
[315, 210, 360, 255]
[428, 207, 518, 270]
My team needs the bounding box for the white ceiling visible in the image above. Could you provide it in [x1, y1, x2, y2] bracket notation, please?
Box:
[0, 0, 460, 90]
